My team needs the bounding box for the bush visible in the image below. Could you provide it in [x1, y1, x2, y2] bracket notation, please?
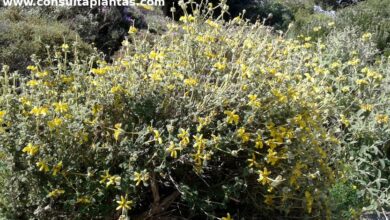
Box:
[0, 2, 389, 219]
[0, 7, 93, 74]
[337, 0, 390, 55]
[288, 0, 390, 56]
[164, 0, 294, 31]
[0, 5, 164, 65]
[38, 6, 150, 58]
[228, 0, 294, 31]
[329, 181, 365, 219]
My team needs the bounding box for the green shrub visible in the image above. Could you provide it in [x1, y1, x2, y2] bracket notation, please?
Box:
[40, 6, 148, 57]
[165, 0, 294, 31]
[337, 0, 390, 55]
[0, 2, 389, 219]
[0, 6, 169, 65]
[288, 0, 390, 56]
[229, 0, 294, 31]
[329, 181, 365, 219]
[0, 7, 93, 74]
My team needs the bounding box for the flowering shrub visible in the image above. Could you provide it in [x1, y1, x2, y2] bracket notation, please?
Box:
[0, 1, 389, 219]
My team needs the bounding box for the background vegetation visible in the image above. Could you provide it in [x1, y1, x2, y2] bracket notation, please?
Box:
[0, 7, 93, 74]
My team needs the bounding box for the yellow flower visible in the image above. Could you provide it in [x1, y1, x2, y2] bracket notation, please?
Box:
[179, 15, 196, 23]
[361, 67, 383, 80]
[167, 141, 179, 158]
[341, 86, 350, 93]
[221, 213, 233, 220]
[61, 75, 74, 83]
[92, 104, 103, 116]
[328, 21, 335, 27]
[91, 67, 109, 76]
[356, 79, 368, 85]
[153, 130, 163, 144]
[27, 80, 40, 87]
[214, 62, 226, 71]
[243, 38, 254, 49]
[340, 114, 350, 127]
[48, 118, 63, 129]
[133, 171, 143, 186]
[114, 123, 124, 141]
[100, 170, 111, 184]
[107, 175, 121, 187]
[248, 94, 261, 108]
[27, 65, 38, 72]
[178, 128, 190, 147]
[255, 134, 263, 149]
[22, 143, 39, 156]
[19, 97, 31, 106]
[247, 154, 258, 168]
[313, 26, 321, 32]
[236, 127, 250, 143]
[116, 195, 133, 211]
[204, 49, 216, 59]
[128, 26, 138, 34]
[205, 19, 220, 29]
[35, 71, 49, 78]
[61, 43, 69, 51]
[193, 134, 206, 150]
[197, 116, 211, 132]
[0, 110, 5, 123]
[212, 134, 221, 146]
[184, 78, 198, 87]
[224, 110, 239, 125]
[173, 71, 184, 80]
[149, 72, 163, 81]
[330, 61, 341, 69]
[232, 16, 242, 24]
[36, 159, 49, 173]
[30, 106, 49, 116]
[360, 104, 373, 112]
[375, 114, 389, 124]
[111, 85, 124, 94]
[193, 151, 204, 169]
[149, 51, 165, 61]
[52, 161, 63, 176]
[48, 189, 65, 198]
[133, 170, 149, 186]
[362, 32, 372, 42]
[257, 167, 271, 185]
[348, 58, 360, 66]
[271, 89, 287, 104]
[266, 149, 279, 165]
[53, 102, 69, 113]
